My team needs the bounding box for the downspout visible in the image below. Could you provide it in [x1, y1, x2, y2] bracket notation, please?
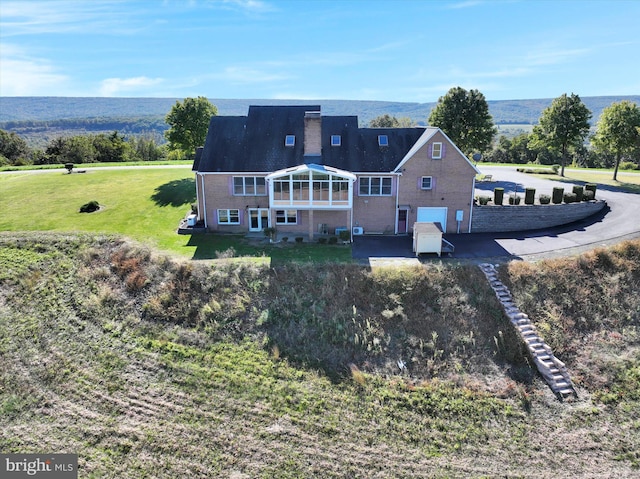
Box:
[394, 172, 401, 234]
[200, 173, 208, 229]
[468, 176, 475, 233]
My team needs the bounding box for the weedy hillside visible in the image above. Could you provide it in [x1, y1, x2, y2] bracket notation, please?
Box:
[1, 232, 638, 478]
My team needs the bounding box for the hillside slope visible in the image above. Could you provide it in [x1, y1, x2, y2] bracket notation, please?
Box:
[0, 233, 638, 477]
[2, 95, 639, 124]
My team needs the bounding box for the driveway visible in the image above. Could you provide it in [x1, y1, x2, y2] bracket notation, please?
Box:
[353, 166, 640, 263]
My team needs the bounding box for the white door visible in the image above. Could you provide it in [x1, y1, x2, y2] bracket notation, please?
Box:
[416, 207, 448, 231]
[248, 208, 269, 232]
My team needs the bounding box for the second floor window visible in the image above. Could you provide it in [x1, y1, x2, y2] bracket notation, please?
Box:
[359, 177, 392, 196]
[233, 177, 266, 195]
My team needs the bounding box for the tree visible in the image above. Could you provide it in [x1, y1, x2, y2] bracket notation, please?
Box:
[528, 93, 591, 177]
[165, 97, 217, 158]
[0, 129, 30, 165]
[427, 87, 496, 156]
[591, 101, 640, 180]
[369, 114, 414, 128]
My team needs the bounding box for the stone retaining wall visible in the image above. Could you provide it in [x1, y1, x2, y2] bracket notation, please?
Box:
[471, 200, 606, 233]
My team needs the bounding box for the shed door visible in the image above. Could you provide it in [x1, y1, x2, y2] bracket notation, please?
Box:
[416, 207, 448, 232]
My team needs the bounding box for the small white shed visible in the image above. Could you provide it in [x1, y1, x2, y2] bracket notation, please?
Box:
[412, 222, 443, 256]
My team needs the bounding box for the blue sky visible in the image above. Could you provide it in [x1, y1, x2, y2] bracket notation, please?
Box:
[1, 0, 639, 102]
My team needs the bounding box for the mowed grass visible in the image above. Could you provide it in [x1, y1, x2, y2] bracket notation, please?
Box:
[0, 168, 352, 262]
[522, 167, 640, 194]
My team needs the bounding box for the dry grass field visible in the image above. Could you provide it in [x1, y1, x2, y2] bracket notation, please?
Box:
[1, 233, 638, 477]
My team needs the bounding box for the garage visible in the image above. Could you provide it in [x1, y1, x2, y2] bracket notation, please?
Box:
[416, 207, 447, 231]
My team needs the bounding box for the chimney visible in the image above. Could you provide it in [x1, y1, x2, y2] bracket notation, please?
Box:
[304, 110, 322, 156]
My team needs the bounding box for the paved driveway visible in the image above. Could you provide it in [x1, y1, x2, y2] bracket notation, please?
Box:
[353, 166, 640, 263]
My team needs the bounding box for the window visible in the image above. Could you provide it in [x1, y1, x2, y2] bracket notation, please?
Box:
[432, 142, 443, 159]
[276, 209, 297, 225]
[331, 135, 341, 146]
[233, 176, 266, 196]
[421, 176, 433, 190]
[273, 179, 290, 201]
[378, 135, 388, 146]
[285, 135, 295, 147]
[359, 176, 392, 196]
[217, 209, 240, 225]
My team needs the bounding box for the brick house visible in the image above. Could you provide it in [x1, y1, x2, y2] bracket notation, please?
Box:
[192, 105, 479, 238]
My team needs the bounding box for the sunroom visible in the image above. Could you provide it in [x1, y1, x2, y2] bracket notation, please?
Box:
[265, 163, 357, 239]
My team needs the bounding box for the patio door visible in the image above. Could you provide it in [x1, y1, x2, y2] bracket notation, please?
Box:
[248, 208, 269, 232]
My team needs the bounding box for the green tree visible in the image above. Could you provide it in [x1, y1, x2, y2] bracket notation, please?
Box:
[0, 129, 31, 165]
[528, 93, 591, 177]
[427, 87, 496, 156]
[165, 97, 217, 158]
[369, 114, 414, 128]
[591, 101, 640, 180]
[93, 131, 130, 162]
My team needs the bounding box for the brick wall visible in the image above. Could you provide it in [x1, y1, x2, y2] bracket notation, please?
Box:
[397, 130, 477, 234]
[471, 200, 607, 233]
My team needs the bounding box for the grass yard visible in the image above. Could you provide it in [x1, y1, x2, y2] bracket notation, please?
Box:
[0, 168, 352, 262]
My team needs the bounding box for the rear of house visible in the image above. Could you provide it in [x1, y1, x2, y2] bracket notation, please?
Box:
[192, 105, 478, 238]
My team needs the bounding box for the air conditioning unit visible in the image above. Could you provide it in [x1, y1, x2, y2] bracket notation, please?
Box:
[352, 226, 364, 235]
[187, 214, 197, 227]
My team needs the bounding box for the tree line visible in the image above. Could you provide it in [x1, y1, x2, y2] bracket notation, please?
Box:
[371, 87, 640, 180]
[0, 130, 167, 166]
[2, 93, 639, 179]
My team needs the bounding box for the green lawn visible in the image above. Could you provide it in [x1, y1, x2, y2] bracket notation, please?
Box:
[0, 168, 352, 262]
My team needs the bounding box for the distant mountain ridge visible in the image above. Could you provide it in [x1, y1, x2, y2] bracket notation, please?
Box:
[2, 95, 639, 125]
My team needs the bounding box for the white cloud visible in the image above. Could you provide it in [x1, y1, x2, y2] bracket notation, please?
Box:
[0, 43, 70, 95]
[99, 76, 165, 96]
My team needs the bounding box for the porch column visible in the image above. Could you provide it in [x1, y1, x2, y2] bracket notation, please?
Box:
[308, 210, 314, 241]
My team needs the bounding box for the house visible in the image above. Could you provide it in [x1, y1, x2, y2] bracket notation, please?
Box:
[192, 105, 479, 239]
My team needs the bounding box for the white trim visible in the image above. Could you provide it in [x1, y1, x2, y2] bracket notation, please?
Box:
[199, 173, 208, 229]
[468, 177, 475, 233]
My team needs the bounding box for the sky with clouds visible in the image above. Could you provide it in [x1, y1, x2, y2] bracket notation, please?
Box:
[1, 0, 639, 102]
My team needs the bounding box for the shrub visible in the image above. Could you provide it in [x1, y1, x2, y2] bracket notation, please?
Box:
[508, 194, 521, 205]
[524, 188, 535, 205]
[563, 192, 578, 203]
[281, 237, 288, 243]
[539, 194, 551, 204]
[585, 183, 597, 199]
[264, 227, 277, 241]
[295, 236, 304, 243]
[620, 161, 638, 170]
[338, 230, 351, 242]
[552, 187, 564, 204]
[328, 236, 338, 244]
[494, 187, 504, 205]
[478, 196, 490, 205]
[551, 164, 561, 173]
[79, 200, 100, 213]
[583, 190, 595, 201]
[318, 237, 327, 244]
[572, 185, 584, 202]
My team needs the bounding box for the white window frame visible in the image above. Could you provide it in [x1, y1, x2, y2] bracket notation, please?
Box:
[233, 176, 267, 196]
[285, 135, 295, 147]
[275, 209, 297, 225]
[331, 135, 341, 146]
[359, 176, 392, 196]
[378, 135, 389, 146]
[432, 142, 443, 159]
[421, 176, 433, 190]
[217, 209, 240, 225]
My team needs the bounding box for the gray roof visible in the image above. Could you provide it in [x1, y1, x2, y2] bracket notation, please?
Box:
[195, 105, 425, 173]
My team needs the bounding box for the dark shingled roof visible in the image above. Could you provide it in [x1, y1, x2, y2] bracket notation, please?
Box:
[195, 105, 426, 173]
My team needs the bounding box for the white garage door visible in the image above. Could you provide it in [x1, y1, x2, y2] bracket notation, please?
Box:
[416, 207, 447, 231]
